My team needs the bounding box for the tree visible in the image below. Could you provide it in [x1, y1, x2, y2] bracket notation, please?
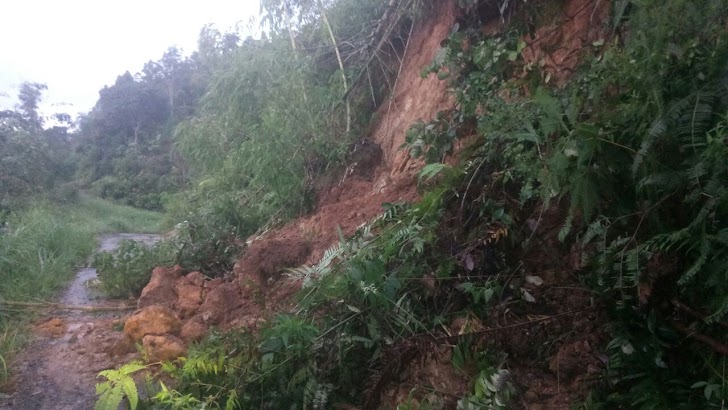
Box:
[0, 83, 75, 207]
[17, 82, 47, 130]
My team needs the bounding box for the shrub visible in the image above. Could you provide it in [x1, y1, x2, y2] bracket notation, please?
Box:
[93, 240, 176, 298]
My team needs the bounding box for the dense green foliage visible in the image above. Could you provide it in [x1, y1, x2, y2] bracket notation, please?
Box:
[75, 46, 212, 210]
[0, 205, 95, 301]
[413, 0, 728, 406]
[0, 83, 77, 211]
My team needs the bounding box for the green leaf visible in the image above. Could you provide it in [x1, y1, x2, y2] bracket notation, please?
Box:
[121, 377, 139, 410]
[418, 163, 450, 183]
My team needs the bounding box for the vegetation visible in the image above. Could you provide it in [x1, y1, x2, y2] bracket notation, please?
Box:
[73, 48, 199, 211]
[75, 195, 167, 234]
[409, 0, 728, 406]
[91, 0, 728, 408]
[0, 83, 77, 212]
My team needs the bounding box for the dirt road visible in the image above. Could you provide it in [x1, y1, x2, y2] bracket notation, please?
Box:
[0, 234, 160, 410]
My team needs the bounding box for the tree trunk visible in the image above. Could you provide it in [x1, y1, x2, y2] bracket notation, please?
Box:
[319, 1, 351, 134]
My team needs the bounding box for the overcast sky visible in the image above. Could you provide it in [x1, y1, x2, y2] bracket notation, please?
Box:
[0, 0, 259, 119]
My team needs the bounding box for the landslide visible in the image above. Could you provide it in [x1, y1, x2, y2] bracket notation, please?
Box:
[119, 0, 459, 384]
[117, 0, 643, 408]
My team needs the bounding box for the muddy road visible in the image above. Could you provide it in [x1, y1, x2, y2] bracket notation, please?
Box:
[0, 233, 160, 410]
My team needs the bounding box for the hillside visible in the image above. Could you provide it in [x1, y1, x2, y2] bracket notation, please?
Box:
[2, 0, 728, 408]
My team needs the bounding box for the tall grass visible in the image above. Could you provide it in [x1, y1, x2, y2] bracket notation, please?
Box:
[73, 195, 168, 234]
[0, 196, 167, 379]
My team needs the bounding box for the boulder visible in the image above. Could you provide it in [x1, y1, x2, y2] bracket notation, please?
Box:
[199, 282, 242, 325]
[185, 271, 205, 287]
[234, 238, 312, 288]
[138, 265, 184, 309]
[142, 334, 186, 362]
[124, 305, 181, 342]
[180, 316, 208, 343]
[175, 274, 204, 319]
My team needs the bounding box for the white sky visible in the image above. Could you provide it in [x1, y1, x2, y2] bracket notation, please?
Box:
[0, 0, 259, 119]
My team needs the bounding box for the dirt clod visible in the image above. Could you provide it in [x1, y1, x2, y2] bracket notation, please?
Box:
[36, 318, 67, 338]
[199, 282, 243, 325]
[180, 315, 208, 343]
[124, 305, 181, 342]
[236, 238, 312, 288]
[142, 334, 186, 362]
[175, 276, 204, 319]
[138, 265, 184, 309]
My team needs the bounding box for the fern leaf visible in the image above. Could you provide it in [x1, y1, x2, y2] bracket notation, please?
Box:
[558, 212, 574, 243]
[582, 219, 606, 246]
[678, 238, 711, 285]
[225, 390, 239, 410]
[121, 377, 139, 410]
[95, 387, 123, 410]
[303, 378, 318, 410]
[120, 362, 146, 375]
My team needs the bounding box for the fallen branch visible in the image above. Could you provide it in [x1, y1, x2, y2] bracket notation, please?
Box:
[0, 300, 135, 312]
[672, 298, 728, 330]
[671, 320, 728, 356]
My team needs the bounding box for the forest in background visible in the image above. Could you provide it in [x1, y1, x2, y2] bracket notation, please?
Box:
[2, 0, 728, 408]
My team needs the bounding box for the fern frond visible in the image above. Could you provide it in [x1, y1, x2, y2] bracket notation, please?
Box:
[558, 212, 574, 243]
[582, 219, 607, 246]
[637, 171, 686, 192]
[678, 237, 711, 286]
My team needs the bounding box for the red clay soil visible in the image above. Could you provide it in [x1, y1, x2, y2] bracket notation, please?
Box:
[369, 0, 458, 175]
[521, 0, 610, 87]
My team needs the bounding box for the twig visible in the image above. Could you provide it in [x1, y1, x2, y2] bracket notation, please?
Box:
[672, 299, 728, 331]
[435, 307, 599, 343]
[0, 300, 135, 312]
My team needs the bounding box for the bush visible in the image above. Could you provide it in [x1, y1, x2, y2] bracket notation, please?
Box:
[93, 239, 176, 298]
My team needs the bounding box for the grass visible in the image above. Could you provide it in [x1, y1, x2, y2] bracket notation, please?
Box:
[73, 195, 168, 234]
[0, 195, 168, 380]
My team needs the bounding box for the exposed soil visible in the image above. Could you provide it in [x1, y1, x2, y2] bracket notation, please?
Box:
[0, 234, 160, 410]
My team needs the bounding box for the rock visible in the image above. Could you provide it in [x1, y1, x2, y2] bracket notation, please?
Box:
[234, 238, 312, 288]
[138, 265, 184, 309]
[205, 277, 224, 289]
[180, 316, 208, 343]
[142, 334, 186, 362]
[106, 336, 135, 358]
[185, 271, 205, 287]
[199, 282, 242, 325]
[349, 139, 383, 180]
[124, 305, 181, 342]
[175, 276, 203, 319]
